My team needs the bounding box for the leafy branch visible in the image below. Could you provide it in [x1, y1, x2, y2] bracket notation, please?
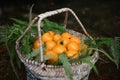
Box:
[87, 37, 120, 68]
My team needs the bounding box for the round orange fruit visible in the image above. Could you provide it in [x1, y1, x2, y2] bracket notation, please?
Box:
[67, 41, 80, 51]
[61, 32, 72, 39]
[57, 37, 70, 47]
[46, 40, 56, 50]
[53, 45, 67, 55]
[70, 36, 81, 44]
[53, 34, 61, 42]
[42, 32, 53, 43]
[33, 38, 44, 49]
[45, 50, 58, 64]
[66, 50, 79, 60]
[48, 31, 55, 36]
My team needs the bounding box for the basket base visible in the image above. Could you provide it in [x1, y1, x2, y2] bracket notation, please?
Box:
[26, 68, 41, 80]
[26, 67, 89, 80]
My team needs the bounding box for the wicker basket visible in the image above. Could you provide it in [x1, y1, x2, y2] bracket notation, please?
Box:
[16, 8, 99, 80]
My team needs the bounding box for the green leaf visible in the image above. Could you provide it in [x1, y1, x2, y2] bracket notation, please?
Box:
[29, 4, 34, 23]
[42, 19, 66, 34]
[88, 48, 115, 63]
[34, 55, 40, 61]
[11, 18, 28, 26]
[26, 49, 53, 62]
[86, 37, 112, 49]
[44, 55, 54, 61]
[0, 25, 9, 44]
[30, 27, 38, 35]
[110, 37, 120, 68]
[16, 57, 22, 69]
[93, 37, 112, 48]
[21, 35, 31, 54]
[26, 48, 40, 59]
[59, 54, 73, 80]
[80, 56, 98, 75]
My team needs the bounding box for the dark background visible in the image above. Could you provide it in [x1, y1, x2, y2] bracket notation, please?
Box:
[0, 0, 120, 37]
[0, 0, 120, 80]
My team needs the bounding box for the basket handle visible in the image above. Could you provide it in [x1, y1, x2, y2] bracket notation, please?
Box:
[16, 8, 93, 63]
[37, 8, 93, 62]
[38, 8, 92, 39]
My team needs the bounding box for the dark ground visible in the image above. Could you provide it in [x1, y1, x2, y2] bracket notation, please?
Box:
[0, 0, 120, 80]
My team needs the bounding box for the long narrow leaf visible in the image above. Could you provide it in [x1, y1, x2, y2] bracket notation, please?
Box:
[80, 56, 98, 75]
[82, 59, 98, 75]
[26, 48, 40, 59]
[110, 37, 120, 68]
[11, 18, 28, 26]
[42, 19, 66, 34]
[88, 48, 115, 63]
[59, 54, 73, 80]
[29, 4, 34, 23]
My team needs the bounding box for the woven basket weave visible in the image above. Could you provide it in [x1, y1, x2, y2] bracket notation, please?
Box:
[16, 8, 99, 80]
